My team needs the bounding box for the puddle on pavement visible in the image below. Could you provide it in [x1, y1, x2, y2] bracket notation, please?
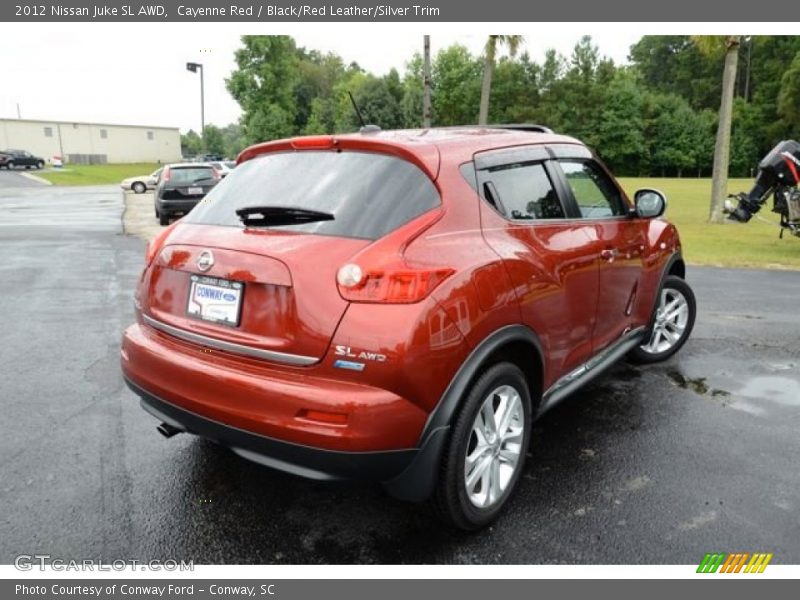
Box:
[739, 376, 800, 406]
[666, 370, 731, 398]
[668, 368, 800, 412]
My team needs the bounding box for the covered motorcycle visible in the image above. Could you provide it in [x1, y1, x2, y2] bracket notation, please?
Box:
[727, 139, 800, 237]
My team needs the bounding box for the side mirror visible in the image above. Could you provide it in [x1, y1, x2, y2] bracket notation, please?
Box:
[633, 188, 666, 219]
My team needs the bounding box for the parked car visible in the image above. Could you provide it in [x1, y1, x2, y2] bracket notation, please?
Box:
[120, 168, 162, 194]
[0, 149, 45, 170]
[153, 163, 219, 226]
[121, 126, 696, 529]
[210, 161, 236, 178]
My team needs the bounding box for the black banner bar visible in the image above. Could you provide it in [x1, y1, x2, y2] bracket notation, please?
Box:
[0, 0, 785, 22]
[2, 579, 797, 600]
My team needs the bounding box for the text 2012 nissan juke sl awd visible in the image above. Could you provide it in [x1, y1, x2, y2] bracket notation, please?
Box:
[121, 126, 695, 529]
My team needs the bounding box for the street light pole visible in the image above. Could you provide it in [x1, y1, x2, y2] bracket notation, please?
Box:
[186, 62, 205, 138]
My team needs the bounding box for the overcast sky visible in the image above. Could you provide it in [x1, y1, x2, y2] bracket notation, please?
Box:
[0, 24, 643, 132]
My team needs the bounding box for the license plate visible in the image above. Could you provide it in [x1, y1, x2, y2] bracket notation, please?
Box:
[186, 275, 244, 326]
[187, 186, 203, 195]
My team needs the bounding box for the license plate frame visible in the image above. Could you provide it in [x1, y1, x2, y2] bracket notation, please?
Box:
[187, 186, 204, 195]
[186, 275, 244, 327]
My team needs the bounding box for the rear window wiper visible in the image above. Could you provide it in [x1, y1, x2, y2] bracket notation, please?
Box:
[235, 206, 335, 227]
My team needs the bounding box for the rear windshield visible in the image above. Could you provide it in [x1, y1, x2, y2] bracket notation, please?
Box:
[184, 151, 441, 240]
[169, 167, 215, 184]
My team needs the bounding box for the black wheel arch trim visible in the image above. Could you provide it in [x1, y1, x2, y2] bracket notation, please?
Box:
[418, 324, 544, 448]
[646, 251, 685, 331]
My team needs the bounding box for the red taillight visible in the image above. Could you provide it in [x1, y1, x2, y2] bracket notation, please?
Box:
[298, 409, 348, 425]
[337, 264, 454, 303]
[212, 168, 221, 180]
[162, 166, 171, 182]
[291, 136, 336, 150]
[335, 208, 450, 304]
[145, 221, 179, 265]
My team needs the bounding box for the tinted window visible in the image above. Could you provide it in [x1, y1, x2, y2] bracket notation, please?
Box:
[560, 160, 626, 218]
[169, 167, 215, 184]
[476, 162, 565, 220]
[185, 151, 441, 240]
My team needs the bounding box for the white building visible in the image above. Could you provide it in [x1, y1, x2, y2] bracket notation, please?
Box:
[0, 118, 182, 164]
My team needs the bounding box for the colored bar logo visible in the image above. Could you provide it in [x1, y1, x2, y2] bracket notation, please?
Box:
[697, 552, 773, 573]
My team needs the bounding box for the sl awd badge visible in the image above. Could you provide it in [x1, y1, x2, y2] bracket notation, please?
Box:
[333, 345, 387, 371]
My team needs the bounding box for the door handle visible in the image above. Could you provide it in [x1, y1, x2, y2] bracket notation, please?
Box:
[600, 248, 618, 262]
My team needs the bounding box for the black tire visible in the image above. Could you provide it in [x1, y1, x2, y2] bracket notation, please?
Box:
[159, 212, 170, 226]
[132, 181, 146, 194]
[6, 161, 14, 170]
[434, 362, 531, 531]
[628, 275, 696, 364]
[36, 161, 44, 169]
[25, 165, 31, 170]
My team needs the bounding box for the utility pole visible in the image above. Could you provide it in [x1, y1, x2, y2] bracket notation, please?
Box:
[423, 35, 432, 128]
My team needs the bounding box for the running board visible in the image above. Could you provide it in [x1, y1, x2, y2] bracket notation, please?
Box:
[537, 327, 646, 417]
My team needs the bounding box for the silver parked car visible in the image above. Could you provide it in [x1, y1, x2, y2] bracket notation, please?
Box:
[120, 168, 162, 194]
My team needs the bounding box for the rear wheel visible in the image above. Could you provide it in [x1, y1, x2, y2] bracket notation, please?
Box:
[36, 161, 44, 169]
[434, 362, 531, 530]
[628, 275, 696, 364]
[6, 161, 14, 170]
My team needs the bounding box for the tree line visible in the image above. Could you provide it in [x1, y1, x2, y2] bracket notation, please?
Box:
[182, 35, 800, 178]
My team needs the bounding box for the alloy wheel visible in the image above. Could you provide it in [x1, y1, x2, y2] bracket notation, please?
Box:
[640, 287, 690, 354]
[463, 384, 525, 509]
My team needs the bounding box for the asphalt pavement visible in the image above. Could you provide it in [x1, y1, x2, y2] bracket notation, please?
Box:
[0, 180, 798, 565]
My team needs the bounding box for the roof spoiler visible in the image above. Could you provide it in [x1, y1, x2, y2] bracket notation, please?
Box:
[488, 124, 554, 134]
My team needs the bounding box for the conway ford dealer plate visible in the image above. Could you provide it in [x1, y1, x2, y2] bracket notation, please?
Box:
[186, 275, 244, 327]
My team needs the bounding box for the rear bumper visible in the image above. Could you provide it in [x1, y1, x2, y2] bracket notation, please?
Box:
[126, 377, 418, 482]
[156, 198, 201, 213]
[120, 321, 428, 452]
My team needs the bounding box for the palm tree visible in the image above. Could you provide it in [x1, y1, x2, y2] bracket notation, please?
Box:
[423, 35, 432, 128]
[478, 35, 523, 125]
[695, 35, 741, 223]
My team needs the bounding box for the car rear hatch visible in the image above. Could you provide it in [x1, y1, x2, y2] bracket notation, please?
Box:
[141, 144, 441, 366]
[160, 165, 218, 200]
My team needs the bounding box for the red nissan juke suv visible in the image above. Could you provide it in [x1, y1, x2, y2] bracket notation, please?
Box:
[121, 126, 696, 529]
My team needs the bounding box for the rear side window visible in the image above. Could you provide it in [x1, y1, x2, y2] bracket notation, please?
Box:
[476, 162, 565, 221]
[169, 167, 215, 184]
[185, 151, 440, 240]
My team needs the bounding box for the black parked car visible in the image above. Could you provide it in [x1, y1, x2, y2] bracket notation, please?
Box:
[154, 163, 219, 226]
[0, 149, 45, 170]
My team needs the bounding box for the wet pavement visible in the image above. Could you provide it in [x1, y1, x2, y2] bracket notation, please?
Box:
[0, 183, 798, 565]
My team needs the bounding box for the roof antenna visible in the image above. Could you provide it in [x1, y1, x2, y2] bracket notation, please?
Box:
[348, 91, 381, 134]
[348, 91, 366, 128]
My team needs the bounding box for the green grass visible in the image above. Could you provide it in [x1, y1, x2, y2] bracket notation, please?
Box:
[36, 163, 160, 186]
[618, 178, 800, 270]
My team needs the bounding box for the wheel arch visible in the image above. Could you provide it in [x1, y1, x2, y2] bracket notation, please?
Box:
[667, 255, 686, 279]
[383, 324, 544, 502]
[421, 324, 544, 446]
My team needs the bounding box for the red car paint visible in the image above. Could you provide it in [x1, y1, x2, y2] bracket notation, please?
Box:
[121, 126, 684, 496]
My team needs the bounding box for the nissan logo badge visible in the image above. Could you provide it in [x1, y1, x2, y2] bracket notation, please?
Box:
[197, 250, 214, 272]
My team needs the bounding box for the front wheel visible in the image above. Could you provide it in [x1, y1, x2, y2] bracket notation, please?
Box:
[36, 161, 44, 169]
[159, 212, 170, 226]
[628, 275, 696, 364]
[434, 362, 531, 530]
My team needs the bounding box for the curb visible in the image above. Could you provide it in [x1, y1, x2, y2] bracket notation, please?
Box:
[19, 172, 53, 186]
